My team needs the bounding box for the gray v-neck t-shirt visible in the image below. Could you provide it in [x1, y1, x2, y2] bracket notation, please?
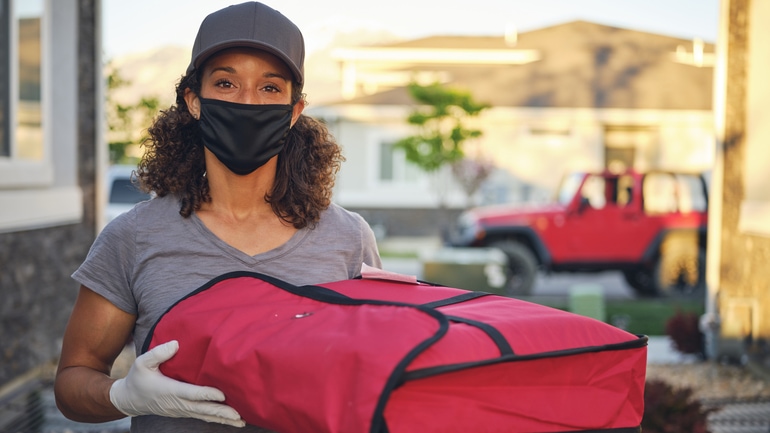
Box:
[71, 195, 382, 432]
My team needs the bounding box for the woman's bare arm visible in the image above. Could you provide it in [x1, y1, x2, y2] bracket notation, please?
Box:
[54, 285, 136, 422]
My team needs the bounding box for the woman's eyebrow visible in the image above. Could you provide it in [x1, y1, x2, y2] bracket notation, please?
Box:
[206, 67, 288, 82]
[207, 65, 237, 75]
[263, 71, 289, 81]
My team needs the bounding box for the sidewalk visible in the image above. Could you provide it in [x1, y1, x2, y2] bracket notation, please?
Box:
[646, 335, 702, 364]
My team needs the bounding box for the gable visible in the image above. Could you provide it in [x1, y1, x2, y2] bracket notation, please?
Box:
[333, 21, 714, 110]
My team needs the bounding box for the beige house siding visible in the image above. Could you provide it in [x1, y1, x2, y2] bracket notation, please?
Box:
[709, 0, 770, 371]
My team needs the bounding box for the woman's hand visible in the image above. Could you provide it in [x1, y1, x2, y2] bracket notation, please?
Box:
[110, 340, 245, 427]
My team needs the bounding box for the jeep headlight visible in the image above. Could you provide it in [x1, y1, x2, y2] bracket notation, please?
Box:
[453, 212, 483, 246]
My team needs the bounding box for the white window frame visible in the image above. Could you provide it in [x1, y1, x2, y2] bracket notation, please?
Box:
[0, 0, 83, 233]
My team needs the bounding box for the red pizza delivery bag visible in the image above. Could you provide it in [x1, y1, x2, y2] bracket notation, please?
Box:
[143, 270, 646, 433]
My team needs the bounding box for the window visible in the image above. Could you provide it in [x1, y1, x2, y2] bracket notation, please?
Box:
[581, 174, 636, 209]
[378, 141, 420, 183]
[0, 0, 84, 233]
[580, 175, 607, 209]
[379, 141, 394, 181]
[0, 0, 42, 160]
[643, 173, 707, 215]
[555, 172, 583, 205]
[674, 173, 707, 213]
[16, 0, 42, 160]
[616, 174, 635, 207]
[643, 173, 678, 214]
[603, 125, 657, 172]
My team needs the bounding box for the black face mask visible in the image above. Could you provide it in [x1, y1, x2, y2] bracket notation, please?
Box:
[198, 98, 293, 175]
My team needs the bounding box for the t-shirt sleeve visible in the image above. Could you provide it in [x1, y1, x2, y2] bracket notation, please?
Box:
[71, 210, 138, 315]
[358, 213, 383, 270]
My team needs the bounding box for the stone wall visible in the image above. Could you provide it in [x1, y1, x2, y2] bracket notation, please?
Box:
[0, 0, 98, 388]
[0, 225, 95, 385]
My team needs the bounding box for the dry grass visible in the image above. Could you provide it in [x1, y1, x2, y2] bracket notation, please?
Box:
[647, 361, 770, 401]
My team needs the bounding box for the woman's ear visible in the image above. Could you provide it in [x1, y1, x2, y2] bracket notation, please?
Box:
[184, 88, 201, 120]
[290, 99, 305, 127]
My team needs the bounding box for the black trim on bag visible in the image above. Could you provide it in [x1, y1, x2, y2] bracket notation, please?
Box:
[401, 335, 649, 382]
[420, 291, 491, 308]
[553, 428, 640, 433]
[142, 270, 444, 354]
[446, 315, 514, 356]
[143, 270, 350, 353]
[368, 313, 449, 433]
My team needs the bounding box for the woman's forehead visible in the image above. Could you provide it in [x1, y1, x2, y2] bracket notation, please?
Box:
[203, 47, 293, 78]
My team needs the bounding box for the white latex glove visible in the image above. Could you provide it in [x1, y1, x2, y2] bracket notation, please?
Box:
[110, 340, 245, 427]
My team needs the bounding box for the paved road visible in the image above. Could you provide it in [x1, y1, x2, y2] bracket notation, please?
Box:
[532, 270, 635, 299]
[381, 257, 637, 301]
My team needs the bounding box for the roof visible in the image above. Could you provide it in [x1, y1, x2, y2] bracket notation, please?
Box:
[332, 20, 715, 110]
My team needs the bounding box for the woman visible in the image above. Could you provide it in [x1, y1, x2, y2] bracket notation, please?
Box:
[54, 2, 382, 432]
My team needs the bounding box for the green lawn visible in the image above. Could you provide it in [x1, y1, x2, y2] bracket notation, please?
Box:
[604, 298, 704, 336]
[526, 296, 705, 336]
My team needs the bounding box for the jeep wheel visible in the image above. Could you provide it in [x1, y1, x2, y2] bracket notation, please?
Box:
[490, 241, 537, 296]
[622, 269, 658, 297]
[654, 247, 706, 297]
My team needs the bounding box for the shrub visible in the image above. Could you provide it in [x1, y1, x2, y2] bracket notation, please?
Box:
[642, 379, 714, 433]
[665, 309, 705, 356]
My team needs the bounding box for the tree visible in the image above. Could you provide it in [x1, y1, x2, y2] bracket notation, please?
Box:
[394, 82, 489, 172]
[394, 82, 491, 235]
[105, 63, 160, 165]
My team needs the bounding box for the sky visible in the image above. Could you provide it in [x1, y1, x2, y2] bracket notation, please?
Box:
[102, 0, 721, 60]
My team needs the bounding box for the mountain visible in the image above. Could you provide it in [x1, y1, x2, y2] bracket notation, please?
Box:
[108, 45, 187, 107]
[106, 29, 402, 109]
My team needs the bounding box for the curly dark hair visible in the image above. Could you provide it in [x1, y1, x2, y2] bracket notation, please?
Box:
[137, 71, 344, 229]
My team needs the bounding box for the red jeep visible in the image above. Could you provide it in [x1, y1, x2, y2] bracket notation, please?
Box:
[450, 170, 709, 297]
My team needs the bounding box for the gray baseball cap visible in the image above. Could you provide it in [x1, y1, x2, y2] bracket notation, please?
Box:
[186, 2, 304, 86]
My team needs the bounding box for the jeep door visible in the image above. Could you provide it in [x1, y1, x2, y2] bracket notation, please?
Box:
[556, 173, 648, 262]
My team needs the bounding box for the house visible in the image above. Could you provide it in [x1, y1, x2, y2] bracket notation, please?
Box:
[0, 0, 102, 421]
[308, 21, 716, 237]
[705, 0, 770, 374]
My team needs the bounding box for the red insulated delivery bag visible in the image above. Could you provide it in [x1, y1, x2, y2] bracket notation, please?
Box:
[143, 271, 647, 433]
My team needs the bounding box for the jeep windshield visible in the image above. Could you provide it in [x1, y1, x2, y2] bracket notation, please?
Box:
[555, 172, 585, 205]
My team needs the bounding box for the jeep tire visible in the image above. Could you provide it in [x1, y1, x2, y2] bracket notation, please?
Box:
[491, 240, 537, 296]
[622, 269, 659, 297]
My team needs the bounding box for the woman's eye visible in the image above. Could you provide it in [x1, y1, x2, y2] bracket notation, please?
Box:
[214, 79, 234, 88]
[262, 84, 280, 93]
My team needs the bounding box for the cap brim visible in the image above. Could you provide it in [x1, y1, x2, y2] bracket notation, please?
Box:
[186, 40, 303, 86]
